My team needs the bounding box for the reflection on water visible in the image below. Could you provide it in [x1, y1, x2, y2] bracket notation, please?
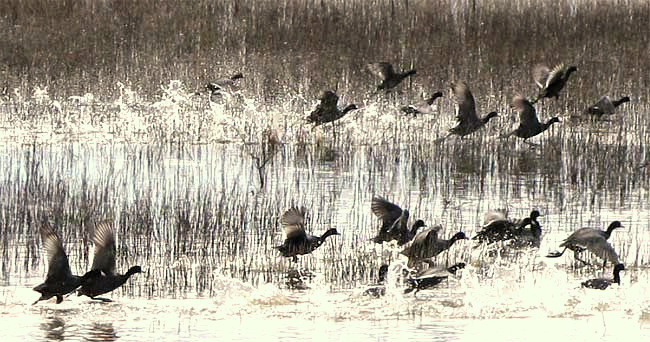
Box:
[40, 317, 65, 341]
[86, 322, 116, 342]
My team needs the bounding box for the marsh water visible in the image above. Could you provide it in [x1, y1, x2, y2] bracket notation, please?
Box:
[2, 0, 650, 340]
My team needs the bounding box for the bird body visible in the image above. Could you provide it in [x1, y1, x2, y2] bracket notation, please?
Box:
[585, 96, 630, 118]
[547, 221, 623, 265]
[473, 210, 541, 247]
[275, 207, 340, 262]
[448, 82, 498, 137]
[505, 96, 559, 142]
[33, 222, 96, 304]
[205, 73, 244, 93]
[78, 222, 142, 300]
[582, 263, 625, 290]
[404, 262, 466, 294]
[367, 62, 416, 91]
[401, 92, 443, 116]
[401, 226, 467, 267]
[371, 196, 425, 245]
[306, 91, 357, 127]
[533, 63, 577, 103]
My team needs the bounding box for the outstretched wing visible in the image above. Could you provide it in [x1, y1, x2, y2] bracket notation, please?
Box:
[371, 196, 403, 225]
[367, 62, 395, 80]
[452, 82, 478, 123]
[91, 221, 117, 274]
[40, 222, 73, 281]
[533, 64, 550, 89]
[281, 207, 307, 239]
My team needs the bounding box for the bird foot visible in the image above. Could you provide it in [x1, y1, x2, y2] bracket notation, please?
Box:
[92, 297, 113, 302]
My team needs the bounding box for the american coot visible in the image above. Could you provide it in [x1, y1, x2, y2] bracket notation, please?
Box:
[400, 225, 468, 267]
[363, 264, 389, 297]
[205, 73, 244, 94]
[275, 207, 340, 262]
[446, 82, 498, 138]
[400, 92, 443, 117]
[33, 222, 99, 304]
[504, 96, 560, 144]
[473, 210, 541, 247]
[532, 63, 577, 103]
[585, 96, 630, 119]
[77, 222, 142, 301]
[367, 62, 416, 91]
[306, 90, 358, 128]
[404, 262, 466, 295]
[547, 221, 623, 265]
[371, 196, 426, 246]
[581, 263, 625, 290]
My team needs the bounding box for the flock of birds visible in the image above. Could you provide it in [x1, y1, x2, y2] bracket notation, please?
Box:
[303, 62, 630, 144]
[273, 61, 630, 294]
[274, 196, 627, 295]
[31, 62, 631, 304]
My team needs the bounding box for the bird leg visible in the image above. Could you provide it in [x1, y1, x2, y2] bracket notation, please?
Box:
[573, 252, 590, 266]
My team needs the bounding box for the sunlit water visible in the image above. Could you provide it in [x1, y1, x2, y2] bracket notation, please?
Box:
[0, 132, 649, 340]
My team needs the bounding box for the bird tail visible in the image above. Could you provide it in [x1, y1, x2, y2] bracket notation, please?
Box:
[546, 247, 567, 258]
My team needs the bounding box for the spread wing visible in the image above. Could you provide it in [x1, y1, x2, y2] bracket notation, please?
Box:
[319, 91, 339, 109]
[91, 221, 117, 274]
[533, 64, 550, 89]
[40, 222, 73, 280]
[545, 63, 566, 88]
[371, 196, 403, 225]
[367, 62, 395, 80]
[513, 96, 540, 126]
[281, 206, 307, 239]
[452, 82, 478, 124]
[483, 209, 507, 226]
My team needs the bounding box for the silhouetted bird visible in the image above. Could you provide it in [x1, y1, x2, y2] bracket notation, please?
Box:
[33, 222, 98, 304]
[404, 262, 466, 295]
[401, 92, 443, 117]
[547, 221, 623, 265]
[275, 207, 340, 262]
[532, 63, 577, 103]
[367, 62, 416, 91]
[401, 225, 467, 268]
[504, 95, 560, 144]
[581, 263, 625, 290]
[306, 90, 358, 128]
[473, 210, 541, 247]
[585, 96, 630, 119]
[371, 196, 426, 246]
[78, 222, 142, 301]
[445, 82, 498, 139]
[205, 73, 244, 94]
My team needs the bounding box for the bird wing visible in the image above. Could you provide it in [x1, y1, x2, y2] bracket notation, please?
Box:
[281, 207, 307, 239]
[582, 236, 620, 264]
[452, 82, 478, 124]
[40, 222, 73, 280]
[589, 96, 615, 115]
[533, 65, 550, 89]
[367, 62, 394, 79]
[319, 91, 339, 109]
[483, 209, 508, 226]
[412, 225, 441, 245]
[514, 96, 540, 126]
[91, 221, 117, 274]
[545, 63, 567, 88]
[371, 196, 403, 225]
